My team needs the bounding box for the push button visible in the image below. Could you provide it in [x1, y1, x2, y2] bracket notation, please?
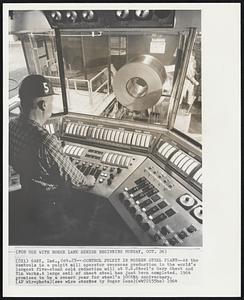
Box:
[139, 199, 152, 208]
[151, 194, 160, 202]
[152, 213, 167, 224]
[165, 208, 176, 217]
[145, 206, 160, 216]
[158, 200, 168, 209]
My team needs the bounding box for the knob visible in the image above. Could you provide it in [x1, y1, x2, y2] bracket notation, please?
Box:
[81, 10, 95, 21]
[117, 167, 122, 174]
[136, 214, 143, 223]
[118, 192, 125, 201]
[50, 11, 62, 21]
[115, 10, 130, 20]
[135, 10, 150, 19]
[153, 233, 161, 241]
[66, 11, 77, 22]
[179, 195, 195, 207]
[129, 206, 136, 214]
[107, 179, 112, 186]
[124, 199, 130, 207]
[141, 222, 150, 231]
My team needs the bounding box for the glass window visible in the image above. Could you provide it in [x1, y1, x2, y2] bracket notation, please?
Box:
[174, 34, 202, 144]
[9, 35, 28, 100]
[60, 30, 180, 126]
[21, 32, 64, 114]
[60, 31, 109, 115]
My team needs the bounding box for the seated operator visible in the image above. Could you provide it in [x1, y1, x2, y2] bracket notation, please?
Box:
[9, 74, 97, 244]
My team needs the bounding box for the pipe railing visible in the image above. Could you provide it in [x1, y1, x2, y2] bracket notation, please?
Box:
[45, 67, 109, 107]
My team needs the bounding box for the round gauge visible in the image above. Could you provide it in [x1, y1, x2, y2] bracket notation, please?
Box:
[193, 206, 203, 220]
[66, 11, 78, 22]
[81, 10, 95, 21]
[179, 194, 195, 207]
[115, 10, 130, 20]
[135, 10, 150, 19]
[50, 11, 62, 21]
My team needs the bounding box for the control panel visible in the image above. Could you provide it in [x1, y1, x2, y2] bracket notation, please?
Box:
[62, 117, 159, 153]
[63, 141, 146, 198]
[109, 158, 202, 246]
[155, 137, 202, 192]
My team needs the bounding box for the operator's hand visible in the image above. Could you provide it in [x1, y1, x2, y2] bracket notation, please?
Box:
[84, 175, 96, 188]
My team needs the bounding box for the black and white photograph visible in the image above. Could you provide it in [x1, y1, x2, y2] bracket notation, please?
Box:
[8, 9, 203, 247]
[3, 3, 240, 298]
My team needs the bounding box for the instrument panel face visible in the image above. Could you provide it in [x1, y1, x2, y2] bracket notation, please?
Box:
[63, 141, 146, 198]
[109, 158, 202, 246]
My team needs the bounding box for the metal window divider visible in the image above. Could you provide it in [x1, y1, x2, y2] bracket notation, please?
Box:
[168, 27, 197, 130]
[54, 28, 68, 114]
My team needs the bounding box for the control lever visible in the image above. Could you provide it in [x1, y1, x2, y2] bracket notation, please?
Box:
[94, 169, 101, 180]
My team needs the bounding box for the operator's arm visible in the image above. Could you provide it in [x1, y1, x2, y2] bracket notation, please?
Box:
[43, 134, 95, 189]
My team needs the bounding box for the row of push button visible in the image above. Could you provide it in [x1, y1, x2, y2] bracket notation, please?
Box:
[65, 123, 89, 137]
[102, 152, 132, 168]
[65, 122, 152, 148]
[157, 141, 201, 178]
[63, 144, 85, 157]
[91, 127, 133, 145]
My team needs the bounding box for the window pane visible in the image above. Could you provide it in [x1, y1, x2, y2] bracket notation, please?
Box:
[9, 35, 28, 100]
[21, 32, 64, 114]
[60, 30, 180, 127]
[174, 34, 202, 144]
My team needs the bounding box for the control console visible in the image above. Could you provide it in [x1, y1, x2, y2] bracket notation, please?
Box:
[109, 158, 202, 246]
